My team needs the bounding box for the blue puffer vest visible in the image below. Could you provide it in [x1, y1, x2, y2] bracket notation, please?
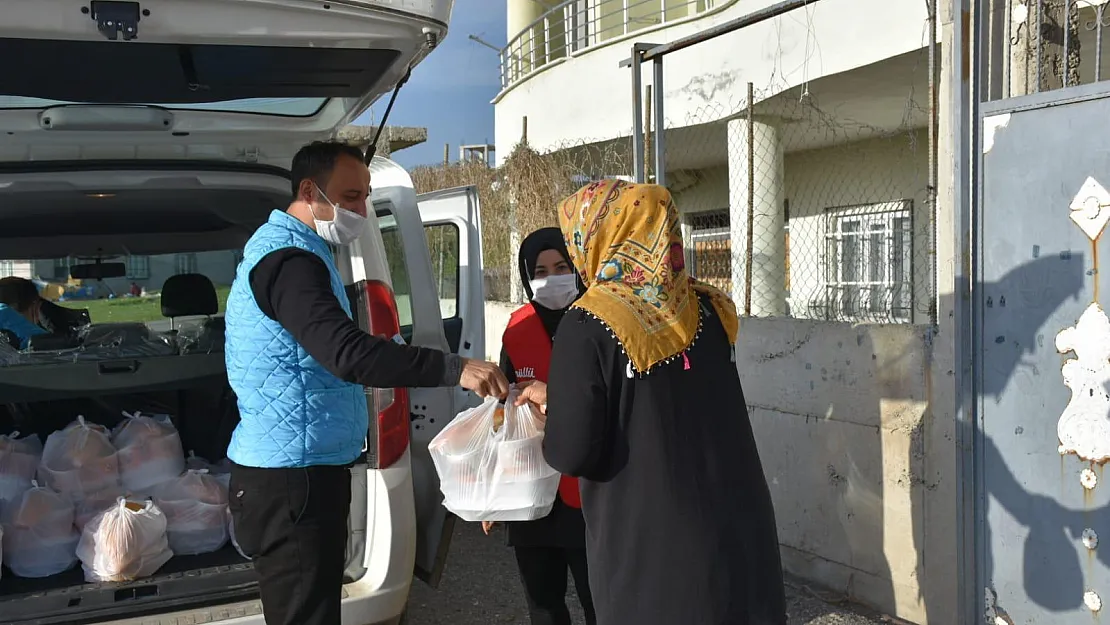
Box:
[0, 303, 46, 349]
[225, 210, 368, 468]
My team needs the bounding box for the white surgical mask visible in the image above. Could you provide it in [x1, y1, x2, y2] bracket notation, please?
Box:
[310, 184, 367, 246]
[530, 273, 580, 310]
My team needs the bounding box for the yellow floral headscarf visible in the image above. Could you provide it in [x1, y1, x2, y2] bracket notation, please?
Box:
[558, 179, 738, 374]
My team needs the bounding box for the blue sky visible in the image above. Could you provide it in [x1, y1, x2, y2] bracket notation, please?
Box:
[355, 0, 506, 168]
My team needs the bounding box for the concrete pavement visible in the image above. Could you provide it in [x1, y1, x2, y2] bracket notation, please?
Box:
[405, 522, 892, 625]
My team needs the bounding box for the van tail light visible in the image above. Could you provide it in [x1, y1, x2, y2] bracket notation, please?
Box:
[359, 280, 411, 469]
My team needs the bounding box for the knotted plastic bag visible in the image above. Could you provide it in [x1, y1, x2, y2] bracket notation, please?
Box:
[150, 469, 229, 555]
[1, 481, 80, 577]
[38, 416, 121, 501]
[0, 431, 42, 509]
[428, 391, 560, 522]
[77, 497, 173, 582]
[112, 411, 185, 493]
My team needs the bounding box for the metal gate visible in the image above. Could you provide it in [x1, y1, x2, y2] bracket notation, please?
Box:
[976, 0, 1110, 615]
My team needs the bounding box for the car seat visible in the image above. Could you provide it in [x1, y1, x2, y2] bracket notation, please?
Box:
[160, 274, 224, 354]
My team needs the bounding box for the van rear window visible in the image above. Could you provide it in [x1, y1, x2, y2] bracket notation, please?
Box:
[0, 251, 240, 326]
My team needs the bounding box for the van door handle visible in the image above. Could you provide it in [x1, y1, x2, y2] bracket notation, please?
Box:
[98, 361, 140, 375]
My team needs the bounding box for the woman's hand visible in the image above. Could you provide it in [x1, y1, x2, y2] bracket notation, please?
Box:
[481, 521, 497, 535]
[514, 380, 548, 414]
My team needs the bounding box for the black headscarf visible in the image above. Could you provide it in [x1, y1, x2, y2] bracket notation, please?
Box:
[518, 227, 581, 339]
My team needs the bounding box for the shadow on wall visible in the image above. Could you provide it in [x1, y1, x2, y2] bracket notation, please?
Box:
[737, 252, 1085, 624]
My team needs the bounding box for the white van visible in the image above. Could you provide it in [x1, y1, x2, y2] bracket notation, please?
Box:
[0, 2, 480, 624]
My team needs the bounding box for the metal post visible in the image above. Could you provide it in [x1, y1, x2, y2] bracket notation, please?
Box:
[744, 81, 755, 316]
[631, 46, 645, 183]
[652, 56, 666, 186]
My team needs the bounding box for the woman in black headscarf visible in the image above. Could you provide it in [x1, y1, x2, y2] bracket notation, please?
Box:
[485, 227, 595, 625]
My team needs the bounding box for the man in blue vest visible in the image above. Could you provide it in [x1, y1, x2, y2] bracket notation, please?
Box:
[225, 141, 509, 625]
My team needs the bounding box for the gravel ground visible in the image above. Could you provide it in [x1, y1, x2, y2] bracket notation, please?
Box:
[406, 522, 893, 625]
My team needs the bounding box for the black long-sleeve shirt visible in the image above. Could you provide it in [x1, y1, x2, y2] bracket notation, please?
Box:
[249, 248, 462, 388]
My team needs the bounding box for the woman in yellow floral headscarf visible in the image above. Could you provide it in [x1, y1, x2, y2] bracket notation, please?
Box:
[515, 180, 786, 625]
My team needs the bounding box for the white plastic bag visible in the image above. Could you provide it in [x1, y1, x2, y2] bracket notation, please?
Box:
[77, 497, 173, 583]
[1, 481, 79, 577]
[150, 469, 229, 555]
[428, 392, 560, 522]
[112, 411, 186, 493]
[74, 484, 128, 531]
[0, 431, 42, 509]
[38, 416, 121, 501]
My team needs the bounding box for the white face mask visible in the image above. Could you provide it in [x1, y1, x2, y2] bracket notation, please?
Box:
[310, 184, 367, 246]
[529, 273, 580, 310]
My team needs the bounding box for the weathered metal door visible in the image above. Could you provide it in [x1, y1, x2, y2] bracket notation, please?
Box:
[979, 86, 1110, 623]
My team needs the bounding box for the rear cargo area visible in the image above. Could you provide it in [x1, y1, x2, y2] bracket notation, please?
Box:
[0, 323, 259, 625]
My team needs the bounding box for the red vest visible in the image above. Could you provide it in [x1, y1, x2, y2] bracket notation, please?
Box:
[503, 304, 582, 509]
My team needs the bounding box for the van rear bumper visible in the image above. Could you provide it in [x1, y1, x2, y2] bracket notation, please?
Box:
[91, 578, 412, 625]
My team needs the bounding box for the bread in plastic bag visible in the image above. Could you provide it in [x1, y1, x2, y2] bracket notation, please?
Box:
[112, 411, 186, 493]
[38, 416, 121, 501]
[150, 469, 229, 555]
[428, 391, 560, 522]
[77, 497, 173, 583]
[1, 481, 80, 577]
[0, 431, 42, 510]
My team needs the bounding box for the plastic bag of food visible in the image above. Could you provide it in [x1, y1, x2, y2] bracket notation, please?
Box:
[74, 484, 128, 531]
[1, 481, 80, 577]
[0, 431, 42, 508]
[150, 470, 229, 555]
[428, 391, 560, 522]
[38, 416, 121, 501]
[77, 497, 173, 583]
[112, 411, 185, 493]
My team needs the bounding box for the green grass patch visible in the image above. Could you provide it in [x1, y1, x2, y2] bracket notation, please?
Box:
[59, 285, 232, 324]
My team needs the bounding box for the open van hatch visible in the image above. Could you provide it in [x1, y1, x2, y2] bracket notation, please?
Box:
[0, 0, 452, 166]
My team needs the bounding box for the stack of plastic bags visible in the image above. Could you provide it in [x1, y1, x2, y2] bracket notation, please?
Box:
[428, 391, 561, 522]
[0, 431, 42, 513]
[150, 470, 229, 555]
[0, 410, 240, 582]
[77, 497, 173, 582]
[1, 481, 80, 577]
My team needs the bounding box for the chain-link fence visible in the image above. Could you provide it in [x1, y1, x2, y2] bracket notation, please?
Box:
[660, 79, 933, 325]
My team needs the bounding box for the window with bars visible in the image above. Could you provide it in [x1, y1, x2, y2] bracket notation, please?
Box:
[823, 201, 913, 323]
[0, 261, 14, 278]
[175, 253, 198, 275]
[127, 255, 151, 280]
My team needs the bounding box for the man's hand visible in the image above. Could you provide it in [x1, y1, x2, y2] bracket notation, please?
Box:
[459, 358, 510, 400]
[481, 521, 497, 535]
[514, 380, 548, 412]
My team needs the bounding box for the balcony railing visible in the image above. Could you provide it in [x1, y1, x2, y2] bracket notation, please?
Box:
[500, 0, 718, 90]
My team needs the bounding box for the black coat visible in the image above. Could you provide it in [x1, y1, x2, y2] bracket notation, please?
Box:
[542, 294, 788, 625]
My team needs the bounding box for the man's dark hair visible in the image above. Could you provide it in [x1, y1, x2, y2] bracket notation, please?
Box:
[0, 277, 41, 313]
[290, 141, 366, 197]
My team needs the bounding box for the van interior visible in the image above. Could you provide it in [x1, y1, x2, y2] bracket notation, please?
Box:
[0, 166, 379, 625]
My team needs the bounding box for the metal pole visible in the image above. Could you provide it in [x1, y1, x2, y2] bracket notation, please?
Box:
[644, 85, 653, 181]
[619, 0, 823, 67]
[652, 56, 666, 186]
[631, 45, 645, 183]
[744, 81, 754, 316]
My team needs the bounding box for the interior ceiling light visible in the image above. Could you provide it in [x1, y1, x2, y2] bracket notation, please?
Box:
[86, 192, 116, 198]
